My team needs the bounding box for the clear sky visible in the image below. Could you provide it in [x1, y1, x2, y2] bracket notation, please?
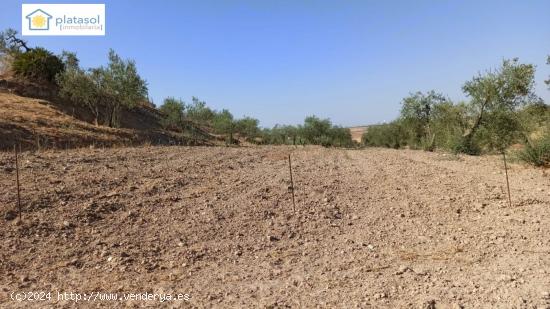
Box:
[1, 0, 549, 127]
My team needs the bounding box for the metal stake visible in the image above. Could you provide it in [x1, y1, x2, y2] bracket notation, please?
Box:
[15, 144, 22, 221]
[503, 151, 512, 207]
[288, 154, 296, 213]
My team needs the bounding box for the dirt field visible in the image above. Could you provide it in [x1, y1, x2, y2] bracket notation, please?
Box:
[1, 146, 549, 308]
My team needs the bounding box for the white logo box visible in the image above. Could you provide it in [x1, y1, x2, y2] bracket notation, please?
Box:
[22, 4, 105, 36]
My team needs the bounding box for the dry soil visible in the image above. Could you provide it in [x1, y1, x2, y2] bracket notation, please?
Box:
[1, 146, 549, 308]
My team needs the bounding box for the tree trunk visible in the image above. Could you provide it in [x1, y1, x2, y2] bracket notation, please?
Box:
[109, 105, 119, 128]
[93, 106, 100, 126]
[463, 99, 488, 144]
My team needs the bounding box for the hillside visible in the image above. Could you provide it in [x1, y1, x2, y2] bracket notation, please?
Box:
[0, 82, 211, 151]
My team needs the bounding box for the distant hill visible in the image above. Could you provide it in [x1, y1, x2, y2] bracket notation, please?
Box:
[348, 126, 368, 143]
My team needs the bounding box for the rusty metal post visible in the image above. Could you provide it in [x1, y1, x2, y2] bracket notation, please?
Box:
[288, 154, 296, 213]
[14, 144, 22, 221]
[503, 151, 512, 207]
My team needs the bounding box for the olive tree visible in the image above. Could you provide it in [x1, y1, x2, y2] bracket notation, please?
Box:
[1, 29, 65, 82]
[186, 96, 215, 126]
[461, 58, 537, 154]
[96, 49, 148, 127]
[57, 66, 102, 125]
[57, 49, 147, 128]
[235, 116, 260, 139]
[462, 58, 537, 206]
[60, 50, 79, 70]
[212, 109, 235, 145]
[0, 28, 30, 74]
[0, 28, 30, 55]
[159, 97, 185, 130]
[282, 125, 301, 145]
[400, 90, 447, 150]
[329, 126, 353, 147]
[302, 116, 331, 145]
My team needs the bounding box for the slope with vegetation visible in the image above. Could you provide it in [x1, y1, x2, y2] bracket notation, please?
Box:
[0, 91, 187, 150]
[362, 58, 550, 167]
[1, 27, 547, 163]
[0, 28, 355, 151]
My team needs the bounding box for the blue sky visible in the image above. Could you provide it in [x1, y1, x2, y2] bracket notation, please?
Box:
[1, 0, 549, 127]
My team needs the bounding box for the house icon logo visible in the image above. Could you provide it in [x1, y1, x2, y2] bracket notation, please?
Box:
[25, 9, 52, 31]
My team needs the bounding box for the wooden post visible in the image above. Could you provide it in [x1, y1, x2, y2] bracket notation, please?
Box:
[288, 154, 296, 213]
[503, 151, 512, 207]
[14, 144, 22, 221]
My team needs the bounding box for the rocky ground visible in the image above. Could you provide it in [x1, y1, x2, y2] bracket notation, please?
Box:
[1, 146, 549, 308]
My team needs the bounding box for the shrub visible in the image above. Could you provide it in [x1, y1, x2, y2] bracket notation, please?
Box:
[400, 91, 447, 148]
[12, 47, 64, 82]
[186, 97, 215, 126]
[212, 109, 235, 144]
[450, 136, 481, 155]
[517, 136, 550, 167]
[362, 121, 407, 149]
[235, 117, 260, 139]
[329, 126, 353, 147]
[159, 97, 185, 130]
[302, 116, 331, 144]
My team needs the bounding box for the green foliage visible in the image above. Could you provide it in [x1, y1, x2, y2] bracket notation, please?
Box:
[105, 49, 148, 107]
[211, 109, 235, 144]
[254, 116, 351, 147]
[362, 121, 407, 149]
[546, 55, 549, 89]
[0, 28, 30, 56]
[328, 126, 353, 147]
[57, 65, 102, 125]
[430, 102, 470, 151]
[478, 108, 522, 152]
[60, 50, 79, 70]
[186, 97, 216, 126]
[400, 90, 447, 149]
[91, 49, 148, 127]
[159, 97, 185, 130]
[517, 134, 550, 167]
[460, 58, 537, 153]
[12, 47, 64, 82]
[463, 58, 536, 111]
[0, 29, 28, 73]
[56, 49, 147, 127]
[212, 109, 234, 133]
[265, 125, 303, 145]
[235, 116, 260, 139]
[261, 125, 290, 145]
[365, 58, 540, 155]
[302, 116, 331, 144]
[300, 116, 353, 147]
